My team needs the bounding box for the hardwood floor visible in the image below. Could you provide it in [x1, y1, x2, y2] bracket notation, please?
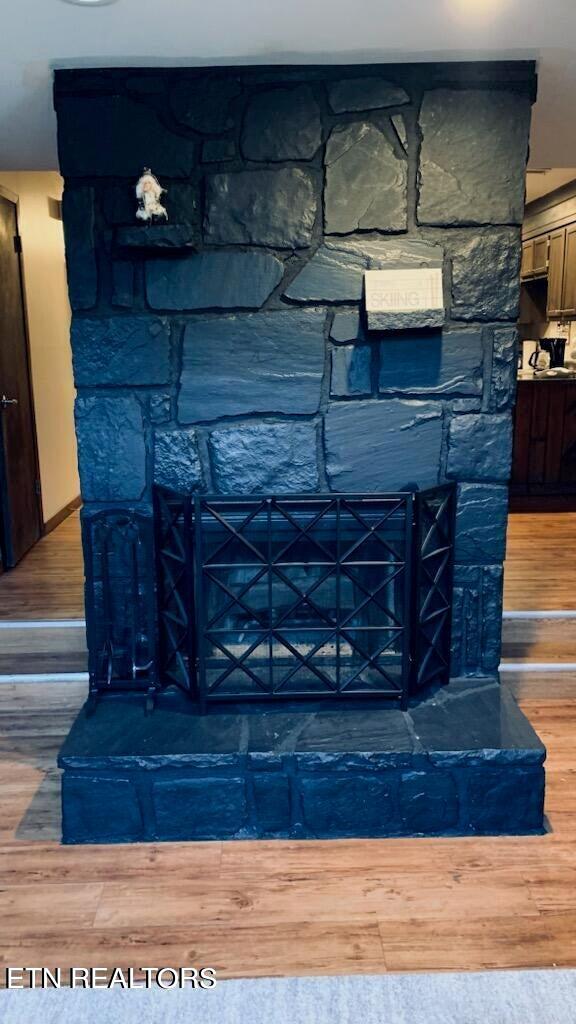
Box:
[504, 511, 576, 610]
[0, 513, 84, 621]
[0, 680, 575, 979]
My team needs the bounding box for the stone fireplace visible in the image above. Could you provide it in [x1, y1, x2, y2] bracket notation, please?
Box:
[55, 61, 546, 843]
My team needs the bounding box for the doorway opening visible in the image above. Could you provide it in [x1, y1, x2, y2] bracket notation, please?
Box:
[0, 174, 79, 576]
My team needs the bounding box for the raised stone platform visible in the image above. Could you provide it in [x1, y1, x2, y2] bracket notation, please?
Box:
[58, 679, 546, 844]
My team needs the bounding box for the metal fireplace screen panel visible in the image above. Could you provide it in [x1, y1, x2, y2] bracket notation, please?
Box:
[411, 485, 456, 693]
[191, 494, 412, 704]
[83, 509, 157, 694]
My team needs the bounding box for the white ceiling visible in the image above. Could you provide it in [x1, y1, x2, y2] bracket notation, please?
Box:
[3, 0, 576, 170]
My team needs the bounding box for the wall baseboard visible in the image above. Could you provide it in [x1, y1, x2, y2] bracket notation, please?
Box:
[43, 496, 81, 536]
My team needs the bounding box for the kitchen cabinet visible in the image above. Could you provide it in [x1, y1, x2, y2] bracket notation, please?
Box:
[546, 228, 566, 317]
[561, 224, 576, 317]
[521, 235, 549, 280]
[512, 380, 576, 497]
[521, 227, 576, 318]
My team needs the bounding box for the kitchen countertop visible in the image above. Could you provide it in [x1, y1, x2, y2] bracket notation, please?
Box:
[518, 370, 576, 382]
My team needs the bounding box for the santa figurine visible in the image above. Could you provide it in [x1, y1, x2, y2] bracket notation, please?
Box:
[135, 168, 168, 222]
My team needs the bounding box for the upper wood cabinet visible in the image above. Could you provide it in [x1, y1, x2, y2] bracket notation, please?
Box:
[521, 235, 549, 280]
[547, 228, 566, 317]
[520, 240, 534, 280]
[562, 224, 576, 317]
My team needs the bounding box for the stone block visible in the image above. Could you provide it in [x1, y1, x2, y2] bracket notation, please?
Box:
[330, 345, 372, 397]
[253, 773, 291, 833]
[284, 246, 365, 303]
[111, 262, 134, 308]
[154, 429, 202, 493]
[368, 310, 445, 332]
[379, 329, 483, 396]
[145, 252, 283, 311]
[399, 771, 458, 832]
[447, 413, 513, 481]
[62, 187, 97, 310]
[56, 95, 196, 176]
[327, 235, 444, 268]
[209, 421, 319, 494]
[205, 168, 317, 248]
[179, 310, 325, 422]
[491, 327, 519, 411]
[327, 77, 410, 112]
[152, 777, 247, 840]
[201, 139, 236, 163]
[299, 774, 396, 837]
[330, 310, 362, 344]
[115, 225, 197, 250]
[170, 76, 242, 133]
[103, 183, 199, 228]
[451, 399, 482, 413]
[324, 122, 407, 234]
[62, 776, 143, 844]
[72, 317, 171, 386]
[75, 395, 146, 501]
[391, 113, 408, 151]
[125, 74, 165, 95]
[448, 228, 521, 321]
[286, 236, 445, 302]
[451, 564, 503, 675]
[101, 185, 135, 226]
[242, 85, 322, 161]
[149, 394, 172, 425]
[418, 89, 531, 226]
[466, 767, 545, 833]
[163, 184, 199, 226]
[410, 679, 544, 759]
[456, 483, 508, 564]
[325, 399, 443, 492]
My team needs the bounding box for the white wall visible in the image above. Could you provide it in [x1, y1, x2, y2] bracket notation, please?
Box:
[0, 171, 79, 525]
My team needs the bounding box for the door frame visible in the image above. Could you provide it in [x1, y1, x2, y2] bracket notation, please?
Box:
[0, 183, 43, 568]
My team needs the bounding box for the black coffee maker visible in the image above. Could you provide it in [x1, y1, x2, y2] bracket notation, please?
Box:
[528, 338, 566, 370]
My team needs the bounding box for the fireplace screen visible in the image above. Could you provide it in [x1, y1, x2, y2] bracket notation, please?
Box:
[148, 486, 456, 710]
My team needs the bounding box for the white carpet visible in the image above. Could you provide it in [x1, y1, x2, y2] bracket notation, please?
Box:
[1, 971, 576, 1023]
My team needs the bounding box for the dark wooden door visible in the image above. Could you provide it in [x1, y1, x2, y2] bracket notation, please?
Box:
[547, 228, 566, 317]
[0, 192, 42, 568]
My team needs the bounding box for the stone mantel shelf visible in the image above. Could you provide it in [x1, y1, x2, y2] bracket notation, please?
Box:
[115, 224, 198, 252]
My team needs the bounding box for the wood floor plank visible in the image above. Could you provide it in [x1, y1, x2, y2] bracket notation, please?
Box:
[0, 920, 387, 980]
[0, 882, 103, 933]
[504, 512, 576, 610]
[93, 866, 538, 933]
[0, 842, 223, 886]
[378, 912, 576, 972]
[0, 512, 84, 620]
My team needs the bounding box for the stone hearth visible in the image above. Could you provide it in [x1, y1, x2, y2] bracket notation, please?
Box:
[59, 680, 545, 843]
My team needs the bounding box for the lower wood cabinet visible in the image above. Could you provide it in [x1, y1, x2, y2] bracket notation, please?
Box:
[512, 381, 576, 495]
